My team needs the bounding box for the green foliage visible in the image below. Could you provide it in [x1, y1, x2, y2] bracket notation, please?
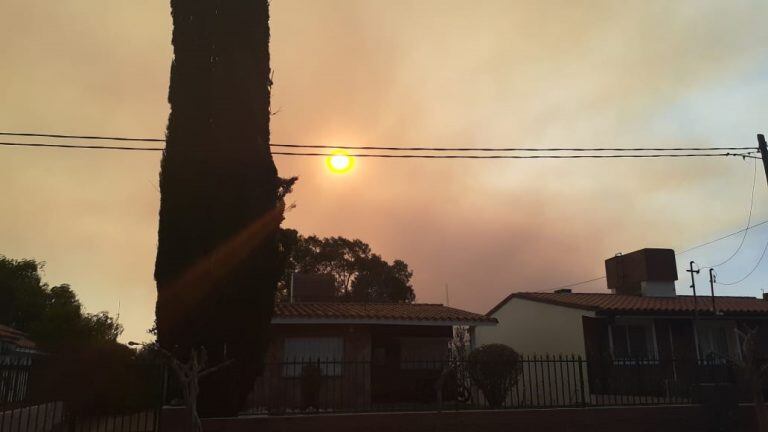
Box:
[0, 256, 123, 351]
[0, 255, 154, 414]
[467, 344, 522, 408]
[30, 343, 163, 415]
[156, 0, 286, 417]
[0, 256, 47, 330]
[279, 229, 415, 303]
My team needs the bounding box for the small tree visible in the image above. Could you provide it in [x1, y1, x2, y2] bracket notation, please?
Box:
[735, 326, 768, 432]
[467, 344, 522, 408]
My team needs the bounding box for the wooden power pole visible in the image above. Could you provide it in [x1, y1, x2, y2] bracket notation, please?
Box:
[758, 134, 768, 187]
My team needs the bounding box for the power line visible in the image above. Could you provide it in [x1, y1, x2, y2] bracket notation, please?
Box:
[677, 219, 768, 255]
[0, 141, 163, 151]
[706, 158, 758, 268]
[0, 131, 757, 153]
[0, 141, 757, 159]
[0, 132, 165, 143]
[716, 236, 768, 286]
[273, 151, 755, 159]
[547, 276, 606, 292]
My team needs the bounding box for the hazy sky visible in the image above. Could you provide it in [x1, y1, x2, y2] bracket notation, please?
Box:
[2, 1, 768, 343]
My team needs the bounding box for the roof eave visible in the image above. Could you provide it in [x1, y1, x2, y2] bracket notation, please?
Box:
[486, 294, 601, 316]
[271, 317, 498, 327]
[596, 310, 768, 318]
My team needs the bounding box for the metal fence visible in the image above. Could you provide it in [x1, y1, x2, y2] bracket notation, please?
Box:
[1, 353, 749, 428]
[245, 355, 744, 414]
[0, 355, 164, 432]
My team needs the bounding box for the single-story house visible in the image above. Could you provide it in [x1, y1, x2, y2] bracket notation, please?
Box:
[249, 300, 497, 412]
[475, 248, 768, 397]
[0, 324, 37, 360]
[0, 324, 38, 404]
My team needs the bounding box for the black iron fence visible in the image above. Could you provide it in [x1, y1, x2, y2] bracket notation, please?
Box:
[1, 352, 752, 428]
[245, 355, 746, 414]
[0, 355, 164, 432]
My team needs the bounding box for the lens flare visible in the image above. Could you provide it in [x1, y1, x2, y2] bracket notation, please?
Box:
[325, 149, 354, 174]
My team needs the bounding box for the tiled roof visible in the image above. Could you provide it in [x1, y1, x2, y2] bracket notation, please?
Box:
[0, 324, 36, 349]
[273, 303, 497, 325]
[489, 292, 768, 316]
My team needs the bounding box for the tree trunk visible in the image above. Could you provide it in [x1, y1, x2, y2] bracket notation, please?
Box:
[156, 0, 279, 417]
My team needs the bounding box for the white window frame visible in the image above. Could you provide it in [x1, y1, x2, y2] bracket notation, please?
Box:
[282, 337, 344, 377]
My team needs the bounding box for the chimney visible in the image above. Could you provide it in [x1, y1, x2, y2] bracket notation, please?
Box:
[605, 248, 677, 297]
[291, 273, 337, 302]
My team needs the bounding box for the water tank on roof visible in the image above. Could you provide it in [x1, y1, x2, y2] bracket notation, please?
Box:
[605, 248, 678, 297]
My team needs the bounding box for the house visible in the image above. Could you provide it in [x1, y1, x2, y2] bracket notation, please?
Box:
[475, 248, 768, 397]
[248, 275, 497, 412]
[0, 324, 37, 362]
[0, 324, 38, 404]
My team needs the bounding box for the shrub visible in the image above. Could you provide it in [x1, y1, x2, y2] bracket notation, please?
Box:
[466, 344, 522, 408]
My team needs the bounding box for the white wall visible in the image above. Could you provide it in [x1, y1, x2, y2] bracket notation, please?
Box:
[475, 298, 595, 356]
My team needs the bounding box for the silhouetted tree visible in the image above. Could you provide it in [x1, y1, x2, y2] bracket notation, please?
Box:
[280, 230, 415, 303]
[0, 256, 123, 351]
[155, 0, 294, 417]
[0, 256, 47, 330]
[735, 326, 768, 431]
[0, 256, 155, 414]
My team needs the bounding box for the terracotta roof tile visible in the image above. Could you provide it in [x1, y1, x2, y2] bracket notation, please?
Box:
[490, 292, 768, 316]
[0, 324, 36, 349]
[274, 303, 497, 324]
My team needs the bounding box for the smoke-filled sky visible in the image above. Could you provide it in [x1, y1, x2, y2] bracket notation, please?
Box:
[2, 1, 768, 343]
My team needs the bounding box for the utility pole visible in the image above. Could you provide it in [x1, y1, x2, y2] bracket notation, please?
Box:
[758, 134, 768, 187]
[708, 268, 718, 316]
[687, 261, 701, 359]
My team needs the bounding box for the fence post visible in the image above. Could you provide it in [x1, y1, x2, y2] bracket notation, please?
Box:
[155, 365, 168, 432]
[577, 356, 587, 408]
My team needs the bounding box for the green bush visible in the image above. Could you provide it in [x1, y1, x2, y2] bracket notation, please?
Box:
[467, 344, 522, 408]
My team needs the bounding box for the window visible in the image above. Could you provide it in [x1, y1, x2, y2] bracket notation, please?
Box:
[697, 324, 731, 362]
[399, 337, 449, 370]
[610, 324, 655, 360]
[282, 337, 343, 377]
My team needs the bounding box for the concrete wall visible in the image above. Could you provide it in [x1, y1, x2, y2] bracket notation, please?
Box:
[178, 405, 759, 432]
[475, 298, 594, 356]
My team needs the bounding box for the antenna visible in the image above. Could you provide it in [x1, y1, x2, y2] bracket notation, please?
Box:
[445, 283, 450, 306]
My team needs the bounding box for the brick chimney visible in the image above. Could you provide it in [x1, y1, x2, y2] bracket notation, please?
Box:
[290, 273, 337, 302]
[605, 248, 678, 297]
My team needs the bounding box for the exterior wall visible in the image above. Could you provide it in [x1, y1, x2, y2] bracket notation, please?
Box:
[475, 298, 595, 356]
[475, 299, 594, 405]
[249, 324, 372, 413]
[186, 405, 758, 432]
[369, 325, 452, 404]
[248, 324, 456, 413]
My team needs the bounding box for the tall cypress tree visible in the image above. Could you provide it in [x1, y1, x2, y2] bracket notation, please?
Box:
[156, 0, 287, 416]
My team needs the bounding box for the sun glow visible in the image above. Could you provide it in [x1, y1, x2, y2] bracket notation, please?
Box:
[325, 149, 354, 174]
